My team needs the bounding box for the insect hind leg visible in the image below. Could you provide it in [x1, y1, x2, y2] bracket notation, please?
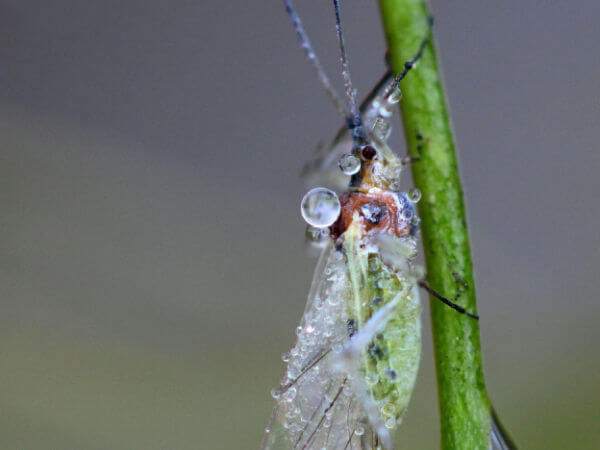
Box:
[418, 280, 479, 320]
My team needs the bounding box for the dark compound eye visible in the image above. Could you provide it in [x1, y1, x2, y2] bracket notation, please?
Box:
[361, 145, 377, 160]
[360, 201, 386, 224]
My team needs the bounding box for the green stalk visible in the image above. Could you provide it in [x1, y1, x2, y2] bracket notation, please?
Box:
[377, 1, 497, 448]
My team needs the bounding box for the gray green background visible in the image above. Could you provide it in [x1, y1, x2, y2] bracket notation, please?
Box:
[2, 0, 599, 448]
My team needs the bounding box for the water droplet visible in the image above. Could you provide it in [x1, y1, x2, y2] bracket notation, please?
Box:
[372, 118, 392, 141]
[387, 87, 402, 104]
[402, 207, 414, 220]
[379, 104, 394, 118]
[271, 388, 281, 399]
[305, 225, 329, 246]
[284, 387, 297, 401]
[356, 425, 365, 436]
[296, 326, 303, 336]
[389, 179, 401, 191]
[408, 188, 421, 203]
[382, 403, 394, 416]
[281, 351, 290, 362]
[338, 153, 361, 175]
[365, 372, 379, 386]
[264, 426, 271, 434]
[328, 296, 340, 306]
[385, 417, 396, 429]
[301, 188, 341, 228]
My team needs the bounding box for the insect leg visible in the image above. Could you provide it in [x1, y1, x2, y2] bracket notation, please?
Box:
[387, 16, 434, 93]
[418, 280, 479, 320]
[401, 156, 420, 165]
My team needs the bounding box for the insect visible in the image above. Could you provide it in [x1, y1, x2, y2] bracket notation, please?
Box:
[262, 1, 477, 449]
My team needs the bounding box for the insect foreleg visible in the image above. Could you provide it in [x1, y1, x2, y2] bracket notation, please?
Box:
[387, 16, 434, 93]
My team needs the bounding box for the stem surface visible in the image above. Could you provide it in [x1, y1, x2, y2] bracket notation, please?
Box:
[377, 1, 492, 448]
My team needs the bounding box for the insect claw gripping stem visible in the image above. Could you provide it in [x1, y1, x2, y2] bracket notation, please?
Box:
[418, 280, 479, 320]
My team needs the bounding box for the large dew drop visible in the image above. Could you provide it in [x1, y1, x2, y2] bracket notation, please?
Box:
[301, 187, 341, 228]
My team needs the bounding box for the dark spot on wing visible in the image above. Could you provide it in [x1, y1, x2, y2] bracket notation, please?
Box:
[385, 368, 398, 381]
[347, 319, 356, 337]
[368, 343, 384, 360]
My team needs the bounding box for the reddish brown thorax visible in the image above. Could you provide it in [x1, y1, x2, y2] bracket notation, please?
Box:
[330, 190, 411, 240]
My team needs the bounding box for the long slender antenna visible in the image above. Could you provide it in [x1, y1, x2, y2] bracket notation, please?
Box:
[332, 0, 362, 142]
[283, 0, 347, 116]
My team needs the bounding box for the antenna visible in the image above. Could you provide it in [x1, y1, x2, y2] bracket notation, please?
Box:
[331, 0, 364, 143]
[283, 0, 347, 116]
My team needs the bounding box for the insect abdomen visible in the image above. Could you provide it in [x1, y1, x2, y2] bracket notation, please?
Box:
[343, 223, 422, 430]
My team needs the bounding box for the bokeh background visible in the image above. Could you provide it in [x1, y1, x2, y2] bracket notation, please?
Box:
[2, 0, 599, 448]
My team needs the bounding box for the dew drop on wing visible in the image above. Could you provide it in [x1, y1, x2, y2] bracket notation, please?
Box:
[261, 244, 378, 450]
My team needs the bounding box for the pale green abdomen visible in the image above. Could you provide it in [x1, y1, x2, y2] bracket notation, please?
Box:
[343, 224, 422, 427]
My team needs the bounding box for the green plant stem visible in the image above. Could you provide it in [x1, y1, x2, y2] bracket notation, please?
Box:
[377, 0, 492, 448]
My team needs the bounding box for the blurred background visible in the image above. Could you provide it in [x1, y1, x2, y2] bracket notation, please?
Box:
[2, 0, 599, 448]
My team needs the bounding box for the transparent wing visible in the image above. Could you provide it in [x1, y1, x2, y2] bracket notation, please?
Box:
[262, 243, 378, 450]
[490, 409, 518, 450]
[301, 71, 397, 190]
